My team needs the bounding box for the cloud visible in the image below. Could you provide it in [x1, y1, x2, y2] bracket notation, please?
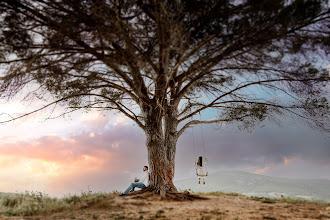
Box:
[265, 156, 330, 179]
[89, 132, 95, 138]
[112, 116, 129, 126]
[253, 166, 271, 174]
[175, 123, 330, 179]
[0, 155, 24, 168]
[283, 156, 294, 166]
[79, 111, 109, 129]
[0, 120, 148, 196]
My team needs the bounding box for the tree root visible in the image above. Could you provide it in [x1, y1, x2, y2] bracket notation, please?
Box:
[123, 187, 208, 201]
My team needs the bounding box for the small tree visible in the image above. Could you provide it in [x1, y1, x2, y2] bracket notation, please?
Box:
[0, 0, 329, 198]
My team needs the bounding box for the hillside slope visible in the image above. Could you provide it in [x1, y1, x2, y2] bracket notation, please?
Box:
[2, 192, 329, 220]
[175, 171, 330, 202]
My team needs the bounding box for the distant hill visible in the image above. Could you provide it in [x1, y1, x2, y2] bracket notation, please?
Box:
[174, 171, 330, 202]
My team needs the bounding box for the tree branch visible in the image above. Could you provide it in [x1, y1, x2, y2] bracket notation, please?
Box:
[0, 93, 145, 129]
[177, 114, 255, 138]
[178, 77, 329, 122]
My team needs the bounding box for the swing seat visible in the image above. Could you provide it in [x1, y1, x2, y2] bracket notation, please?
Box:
[195, 156, 208, 177]
[196, 168, 208, 177]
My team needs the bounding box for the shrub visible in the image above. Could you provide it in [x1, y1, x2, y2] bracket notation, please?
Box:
[0, 191, 68, 216]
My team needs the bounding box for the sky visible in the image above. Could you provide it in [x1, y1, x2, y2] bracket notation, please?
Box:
[0, 89, 329, 197]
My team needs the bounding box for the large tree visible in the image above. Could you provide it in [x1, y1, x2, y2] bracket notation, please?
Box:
[0, 0, 329, 198]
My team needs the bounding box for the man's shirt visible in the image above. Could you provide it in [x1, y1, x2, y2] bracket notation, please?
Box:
[139, 170, 149, 187]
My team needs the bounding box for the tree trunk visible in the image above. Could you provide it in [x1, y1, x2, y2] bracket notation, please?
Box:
[141, 102, 179, 198]
[146, 131, 177, 196]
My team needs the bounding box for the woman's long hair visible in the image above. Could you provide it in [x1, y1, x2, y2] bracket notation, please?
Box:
[197, 156, 203, 167]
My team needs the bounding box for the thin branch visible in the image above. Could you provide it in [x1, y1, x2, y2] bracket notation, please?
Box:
[177, 114, 254, 137]
[178, 77, 329, 122]
[0, 93, 145, 129]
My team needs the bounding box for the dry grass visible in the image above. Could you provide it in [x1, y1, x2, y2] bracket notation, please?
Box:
[194, 191, 240, 197]
[0, 191, 116, 217]
[249, 195, 330, 205]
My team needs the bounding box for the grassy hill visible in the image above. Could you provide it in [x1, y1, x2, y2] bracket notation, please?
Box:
[0, 191, 329, 219]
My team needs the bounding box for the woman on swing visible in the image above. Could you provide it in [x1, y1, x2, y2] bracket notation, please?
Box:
[196, 156, 208, 184]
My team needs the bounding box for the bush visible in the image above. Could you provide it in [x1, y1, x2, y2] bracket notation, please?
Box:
[64, 195, 82, 205]
[0, 191, 68, 216]
[1, 194, 23, 208]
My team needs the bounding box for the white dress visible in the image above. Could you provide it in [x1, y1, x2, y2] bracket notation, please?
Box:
[196, 165, 207, 176]
[196, 158, 208, 184]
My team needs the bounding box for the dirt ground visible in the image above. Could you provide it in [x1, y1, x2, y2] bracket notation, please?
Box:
[2, 194, 330, 220]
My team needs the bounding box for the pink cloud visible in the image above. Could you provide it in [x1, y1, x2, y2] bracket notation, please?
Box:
[0, 122, 148, 196]
[0, 136, 82, 163]
[1, 122, 138, 157]
[0, 155, 25, 168]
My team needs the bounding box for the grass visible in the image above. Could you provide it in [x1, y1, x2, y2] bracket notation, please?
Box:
[0, 191, 70, 216]
[250, 195, 330, 205]
[181, 189, 329, 206]
[196, 191, 240, 197]
[181, 189, 239, 197]
[0, 190, 117, 217]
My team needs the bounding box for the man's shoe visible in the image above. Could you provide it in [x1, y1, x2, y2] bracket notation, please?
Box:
[119, 193, 126, 197]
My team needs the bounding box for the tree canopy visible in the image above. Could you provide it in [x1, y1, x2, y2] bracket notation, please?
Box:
[1, 0, 329, 130]
[0, 0, 329, 197]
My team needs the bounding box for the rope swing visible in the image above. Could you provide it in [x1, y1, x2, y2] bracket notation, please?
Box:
[192, 117, 208, 185]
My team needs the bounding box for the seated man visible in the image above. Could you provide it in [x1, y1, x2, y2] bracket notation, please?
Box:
[120, 166, 149, 196]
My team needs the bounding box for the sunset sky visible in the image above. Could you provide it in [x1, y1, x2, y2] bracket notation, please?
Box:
[0, 88, 329, 197]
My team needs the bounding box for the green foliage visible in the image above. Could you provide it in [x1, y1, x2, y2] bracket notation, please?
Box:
[1, 194, 23, 208]
[304, 97, 329, 116]
[221, 103, 268, 131]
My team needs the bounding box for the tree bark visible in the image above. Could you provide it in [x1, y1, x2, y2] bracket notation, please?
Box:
[141, 102, 179, 198]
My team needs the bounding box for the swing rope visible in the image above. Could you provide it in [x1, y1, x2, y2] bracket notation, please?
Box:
[192, 126, 197, 163]
[200, 123, 206, 159]
[199, 113, 207, 159]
